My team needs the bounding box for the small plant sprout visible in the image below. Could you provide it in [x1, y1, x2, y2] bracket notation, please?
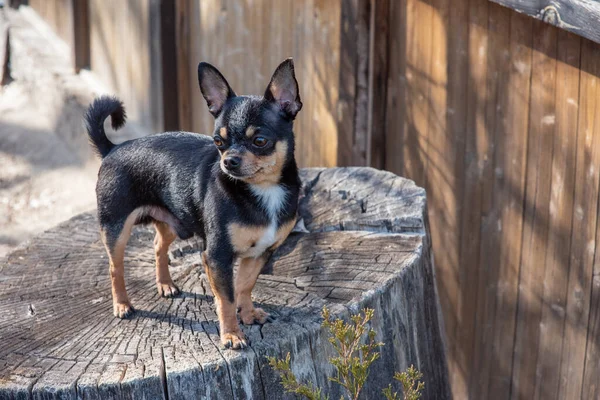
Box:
[268, 307, 425, 400]
[382, 365, 425, 400]
[269, 307, 424, 400]
[267, 353, 328, 400]
[321, 307, 383, 400]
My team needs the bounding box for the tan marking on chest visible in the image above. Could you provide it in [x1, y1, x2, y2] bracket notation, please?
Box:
[229, 216, 296, 258]
[271, 218, 297, 250]
[228, 223, 269, 256]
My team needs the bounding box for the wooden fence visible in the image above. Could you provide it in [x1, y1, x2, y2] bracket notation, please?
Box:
[23, 0, 600, 399]
[383, 1, 600, 399]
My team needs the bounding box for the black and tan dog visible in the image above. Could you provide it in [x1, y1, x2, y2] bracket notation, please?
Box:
[85, 59, 302, 349]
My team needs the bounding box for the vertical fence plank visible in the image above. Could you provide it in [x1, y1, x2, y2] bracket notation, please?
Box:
[312, 0, 341, 167]
[73, 0, 90, 72]
[367, 0, 389, 169]
[336, 0, 357, 167]
[425, 0, 469, 395]
[297, 0, 317, 166]
[160, 0, 179, 131]
[384, 0, 407, 176]
[510, 19, 557, 400]
[470, 3, 510, 398]
[292, 0, 314, 166]
[445, 0, 469, 393]
[459, 0, 490, 398]
[534, 30, 581, 400]
[486, 11, 532, 400]
[174, 0, 192, 132]
[397, 0, 433, 186]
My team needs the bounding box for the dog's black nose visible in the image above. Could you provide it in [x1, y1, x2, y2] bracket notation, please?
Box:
[223, 156, 241, 170]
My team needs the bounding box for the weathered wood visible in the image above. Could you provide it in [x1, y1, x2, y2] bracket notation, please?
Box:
[174, 0, 192, 132]
[559, 35, 600, 400]
[534, 29, 580, 400]
[89, 0, 163, 132]
[457, 0, 490, 397]
[336, 0, 359, 167]
[0, 9, 10, 86]
[72, 0, 89, 72]
[351, 0, 370, 166]
[490, 0, 600, 45]
[382, 1, 600, 398]
[582, 38, 600, 400]
[367, 0, 389, 170]
[0, 168, 450, 400]
[471, 4, 510, 399]
[486, 12, 532, 400]
[510, 18, 557, 400]
[159, 0, 179, 131]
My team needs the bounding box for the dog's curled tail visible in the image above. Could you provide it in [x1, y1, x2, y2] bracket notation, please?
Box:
[85, 96, 126, 158]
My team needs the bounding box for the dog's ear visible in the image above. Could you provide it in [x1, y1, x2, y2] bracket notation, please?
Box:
[264, 58, 302, 120]
[198, 62, 236, 117]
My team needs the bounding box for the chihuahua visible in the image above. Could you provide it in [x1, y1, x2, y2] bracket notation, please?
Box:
[84, 59, 302, 349]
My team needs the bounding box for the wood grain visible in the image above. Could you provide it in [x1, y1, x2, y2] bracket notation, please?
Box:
[89, 0, 163, 132]
[490, 0, 600, 45]
[0, 168, 450, 399]
[534, 29, 580, 400]
[579, 39, 600, 400]
[510, 18, 557, 400]
[557, 36, 600, 400]
[160, 0, 179, 131]
[486, 12, 532, 400]
[181, 0, 341, 168]
[470, 4, 511, 399]
[367, 0, 389, 169]
[72, 0, 89, 72]
[458, 0, 490, 398]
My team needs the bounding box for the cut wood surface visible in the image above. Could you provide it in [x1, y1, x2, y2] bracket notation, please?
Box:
[0, 168, 450, 400]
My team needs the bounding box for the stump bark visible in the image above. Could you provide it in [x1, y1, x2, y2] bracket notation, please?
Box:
[0, 167, 451, 399]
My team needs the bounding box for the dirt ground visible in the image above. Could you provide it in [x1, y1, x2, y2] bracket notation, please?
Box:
[0, 8, 147, 257]
[0, 81, 100, 257]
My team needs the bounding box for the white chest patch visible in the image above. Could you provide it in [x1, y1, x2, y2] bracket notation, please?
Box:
[241, 185, 287, 258]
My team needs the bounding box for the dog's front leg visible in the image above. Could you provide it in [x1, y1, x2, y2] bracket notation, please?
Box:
[201, 252, 248, 349]
[235, 254, 272, 325]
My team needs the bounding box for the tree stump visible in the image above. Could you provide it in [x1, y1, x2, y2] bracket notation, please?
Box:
[0, 167, 451, 399]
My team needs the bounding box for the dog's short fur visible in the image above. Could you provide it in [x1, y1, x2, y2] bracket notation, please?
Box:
[85, 59, 302, 349]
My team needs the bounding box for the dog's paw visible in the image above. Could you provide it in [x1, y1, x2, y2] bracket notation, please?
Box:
[221, 330, 249, 350]
[238, 306, 272, 325]
[113, 302, 135, 319]
[157, 282, 180, 298]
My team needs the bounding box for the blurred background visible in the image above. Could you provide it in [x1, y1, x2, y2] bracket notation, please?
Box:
[2, 1, 600, 399]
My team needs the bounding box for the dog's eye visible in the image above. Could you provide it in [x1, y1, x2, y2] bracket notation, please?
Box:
[253, 137, 268, 148]
[214, 137, 224, 147]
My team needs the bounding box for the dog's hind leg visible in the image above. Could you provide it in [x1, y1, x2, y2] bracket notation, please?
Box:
[101, 212, 138, 318]
[153, 221, 180, 297]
